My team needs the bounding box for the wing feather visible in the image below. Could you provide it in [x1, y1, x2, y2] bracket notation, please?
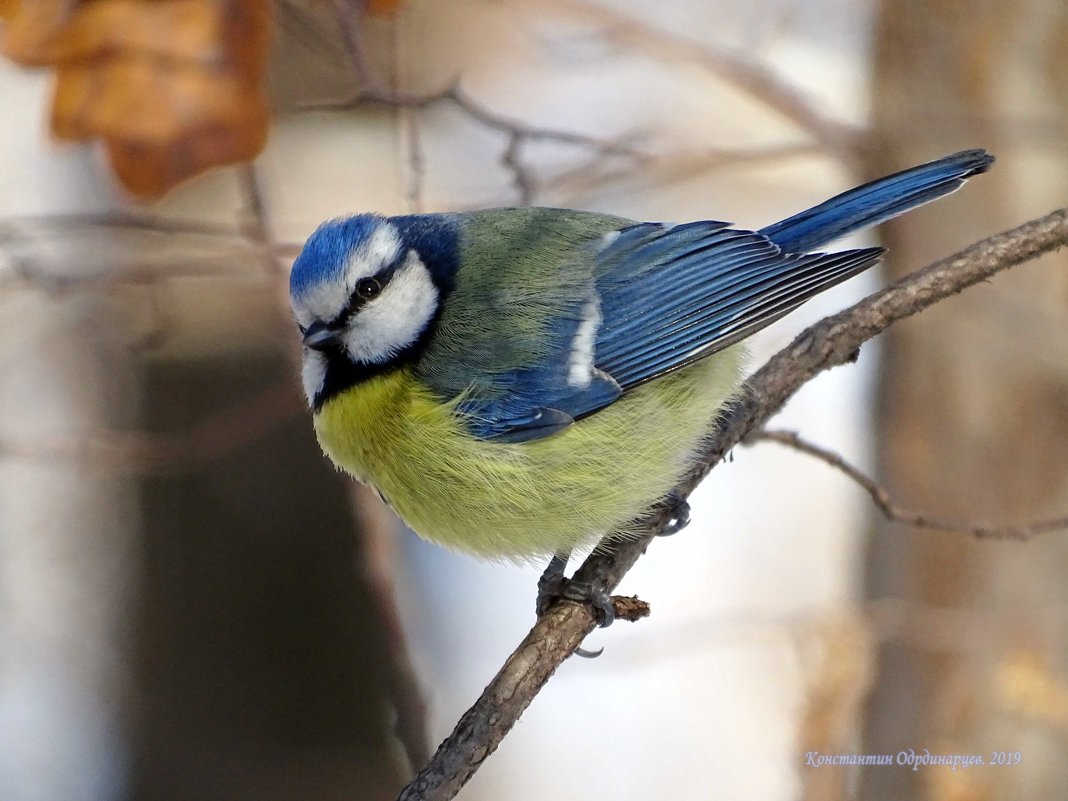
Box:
[417, 211, 883, 441]
[599, 247, 882, 387]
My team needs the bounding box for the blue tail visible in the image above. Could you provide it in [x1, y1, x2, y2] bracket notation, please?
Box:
[759, 149, 994, 253]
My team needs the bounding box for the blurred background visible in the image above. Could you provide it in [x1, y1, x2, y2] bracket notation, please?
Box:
[0, 0, 1066, 799]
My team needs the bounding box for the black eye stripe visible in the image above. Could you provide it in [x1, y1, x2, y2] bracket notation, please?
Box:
[334, 253, 406, 323]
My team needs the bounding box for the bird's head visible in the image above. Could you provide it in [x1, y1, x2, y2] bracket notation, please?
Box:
[289, 214, 444, 410]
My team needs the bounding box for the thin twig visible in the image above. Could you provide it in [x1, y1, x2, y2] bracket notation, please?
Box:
[397, 209, 1068, 801]
[542, 141, 824, 208]
[0, 211, 302, 289]
[333, 0, 386, 95]
[1, 254, 282, 294]
[238, 164, 293, 278]
[0, 210, 245, 239]
[315, 81, 646, 157]
[315, 0, 648, 205]
[750, 429, 1068, 541]
[501, 132, 534, 206]
[319, 0, 846, 207]
[401, 106, 427, 213]
[0, 383, 303, 471]
[309, 82, 649, 207]
[528, 0, 864, 162]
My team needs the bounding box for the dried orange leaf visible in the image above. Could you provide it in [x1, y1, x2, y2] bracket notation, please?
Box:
[1, 0, 70, 63]
[0, 0, 21, 21]
[2, 0, 273, 197]
[105, 103, 269, 196]
[366, 0, 405, 16]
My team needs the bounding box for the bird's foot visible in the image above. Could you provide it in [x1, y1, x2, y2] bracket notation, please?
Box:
[657, 490, 691, 536]
[557, 579, 617, 628]
[536, 551, 616, 629]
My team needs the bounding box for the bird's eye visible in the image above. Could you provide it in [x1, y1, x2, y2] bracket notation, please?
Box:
[355, 277, 383, 300]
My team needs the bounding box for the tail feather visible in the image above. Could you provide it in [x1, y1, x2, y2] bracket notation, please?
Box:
[759, 149, 995, 253]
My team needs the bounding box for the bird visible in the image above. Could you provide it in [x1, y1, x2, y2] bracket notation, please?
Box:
[289, 149, 993, 600]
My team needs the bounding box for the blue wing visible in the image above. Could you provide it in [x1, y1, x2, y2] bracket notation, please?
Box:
[593, 222, 883, 389]
[760, 149, 993, 251]
[445, 149, 991, 441]
[459, 221, 880, 441]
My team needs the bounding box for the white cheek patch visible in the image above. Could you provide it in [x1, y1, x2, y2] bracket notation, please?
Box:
[343, 251, 439, 364]
[568, 293, 601, 388]
[301, 348, 328, 406]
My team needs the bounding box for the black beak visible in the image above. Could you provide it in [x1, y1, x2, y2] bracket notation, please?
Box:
[302, 321, 342, 351]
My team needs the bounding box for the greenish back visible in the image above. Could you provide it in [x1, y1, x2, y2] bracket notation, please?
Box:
[415, 208, 630, 400]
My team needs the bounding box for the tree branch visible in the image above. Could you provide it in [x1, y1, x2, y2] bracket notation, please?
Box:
[0, 211, 302, 293]
[0, 382, 303, 470]
[397, 208, 1068, 800]
[530, 0, 864, 162]
[308, 80, 648, 206]
[750, 428, 1068, 541]
[317, 0, 867, 208]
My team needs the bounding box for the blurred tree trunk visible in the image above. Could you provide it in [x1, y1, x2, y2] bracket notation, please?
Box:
[863, 1, 1068, 799]
[0, 281, 141, 801]
[0, 68, 141, 800]
[130, 356, 407, 801]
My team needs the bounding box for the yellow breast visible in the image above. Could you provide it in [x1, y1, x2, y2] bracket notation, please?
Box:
[313, 350, 743, 561]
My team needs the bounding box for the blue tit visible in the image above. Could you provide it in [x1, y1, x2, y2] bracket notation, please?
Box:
[289, 149, 992, 562]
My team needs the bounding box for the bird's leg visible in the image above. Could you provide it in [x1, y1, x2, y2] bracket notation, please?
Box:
[535, 551, 570, 617]
[536, 550, 616, 629]
[657, 488, 691, 536]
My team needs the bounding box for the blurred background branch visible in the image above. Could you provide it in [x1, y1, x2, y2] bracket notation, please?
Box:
[750, 429, 1068, 541]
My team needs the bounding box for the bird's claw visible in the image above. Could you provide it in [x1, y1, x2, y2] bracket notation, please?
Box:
[559, 579, 616, 628]
[657, 491, 691, 536]
[536, 552, 616, 627]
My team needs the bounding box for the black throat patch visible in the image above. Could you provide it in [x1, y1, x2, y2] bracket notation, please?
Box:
[312, 314, 438, 412]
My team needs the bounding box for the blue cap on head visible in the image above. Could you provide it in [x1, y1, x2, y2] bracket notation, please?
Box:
[290, 214, 383, 299]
